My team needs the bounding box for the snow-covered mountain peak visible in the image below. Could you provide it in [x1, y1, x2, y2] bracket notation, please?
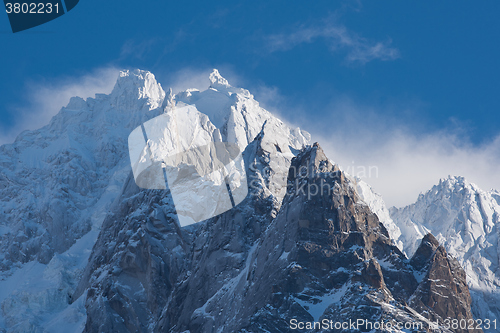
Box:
[430, 176, 497, 207]
[440, 174, 467, 185]
[204, 68, 253, 99]
[411, 176, 495, 235]
[391, 175, 499, 257]
[109, 69, 166, 111]
[209, 68, 230, 88]
[436, 175, 479, 194]
[171, 69, 308, 151]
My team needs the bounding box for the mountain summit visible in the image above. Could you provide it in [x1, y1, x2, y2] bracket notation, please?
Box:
[209, 68, 230, 87]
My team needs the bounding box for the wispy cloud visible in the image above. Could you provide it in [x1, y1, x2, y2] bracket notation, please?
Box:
[320, 125, 500, 208]
[163, 68, 212, 93]
[266, 21, 400, 64]
[158, 66, 245, 94]
[0, 67, 119, 145]
[120, 38, 161, 60]
[253, 86, 500, 207]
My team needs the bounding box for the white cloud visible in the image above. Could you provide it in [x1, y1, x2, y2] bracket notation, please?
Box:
[0, 67, 119, 145]
[163, 68, 212, 93]
[120, 38, 160, 60]
[266, 21, 400, 64]
[321, 128, 500, 208]
[254, 87, 500, 208]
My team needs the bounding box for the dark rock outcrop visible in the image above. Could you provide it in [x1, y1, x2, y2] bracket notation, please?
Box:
[410, 233, 482, 333]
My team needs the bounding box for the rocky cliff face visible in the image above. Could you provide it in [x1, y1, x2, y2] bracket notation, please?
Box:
[80, 142, 480, 332]
[410, 234, 480, 333]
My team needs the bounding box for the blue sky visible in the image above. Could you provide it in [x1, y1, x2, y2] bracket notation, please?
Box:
[1, 0, 499, 206]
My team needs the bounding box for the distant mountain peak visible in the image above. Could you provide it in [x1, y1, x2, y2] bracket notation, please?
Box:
[114, 69, 158, 91]
[437, 175, 472, 190]
[110, 69, 165, 111]
[209, 68, 230, 88]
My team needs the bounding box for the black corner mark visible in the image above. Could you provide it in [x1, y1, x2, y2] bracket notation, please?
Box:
[225, 177, 236, 208]
[64, 0, 78, 12]
[4, 0, 79, 33]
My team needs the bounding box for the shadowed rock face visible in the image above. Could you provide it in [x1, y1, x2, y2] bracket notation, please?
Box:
[79, 143, 481, 333]
[233, 144, 423, 332]
[410, 233, 441, 271]
[410, 233, 482, 333]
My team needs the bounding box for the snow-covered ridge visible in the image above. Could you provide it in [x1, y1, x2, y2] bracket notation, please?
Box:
[355, 178, 403, 251]
[391, 176, 499, 257]
[111, 69, 166, 110]
[0, 69, 166, 332]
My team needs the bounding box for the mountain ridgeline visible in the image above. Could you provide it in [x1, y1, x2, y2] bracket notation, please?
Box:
[0, 69, 493, 333]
